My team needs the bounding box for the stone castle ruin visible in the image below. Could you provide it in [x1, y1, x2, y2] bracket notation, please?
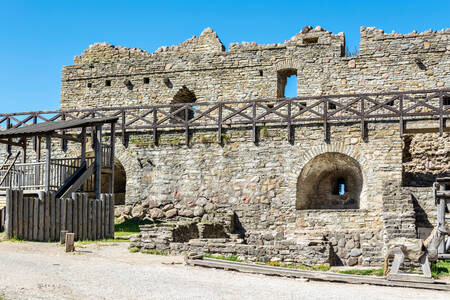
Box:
[4, 25, 450, 266]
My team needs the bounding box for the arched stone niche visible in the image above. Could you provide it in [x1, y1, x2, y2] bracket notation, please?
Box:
[296, 152, 363, 210]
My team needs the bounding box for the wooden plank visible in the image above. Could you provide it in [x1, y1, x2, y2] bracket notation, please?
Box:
[38, 192, 44, 241]
[17, 190, 23, 239]
[5, 189, 12, 238]
[104, 194, 110, 238]
[186, 258, 450, 291]
[101, 197, 105, 239]
[55, 194, 60, 241]
[28, 197, 33, 241]
[50, 192, 56, 241]
[44, 192, 50, 241]
[89, 198, 94, 240]
[12, 190, 18, 238]
[109, 195, 114, 238]
[23, 196, 28, 240]
[73, 194, 78, 240]
[96, 199, 101, 239]
[78, 194, 83, 241]
[33, 197, 38, 240]
[92, 199, 97, 240]
[82, 194, 88, 240]
[61, 198, 66, 232]
[67, 198, 72, 234]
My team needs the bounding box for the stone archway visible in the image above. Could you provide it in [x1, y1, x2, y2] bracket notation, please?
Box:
[296, 152, 363, 210]
[100, 157, 127, 204]
[170, 86, 196, 123]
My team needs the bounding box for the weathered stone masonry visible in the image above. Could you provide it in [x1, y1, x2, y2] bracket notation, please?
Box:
[56, 26, 450, 266]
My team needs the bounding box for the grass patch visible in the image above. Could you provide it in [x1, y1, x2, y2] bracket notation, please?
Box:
[333, 268, 384, 276]
[75, 237, 129, 247]
[114, 218, 155, 238]
[203, 253, 243, 262]
[141, 249, 168, 256]
[129, 247, 139, 253]
[432, 260, 450, 278]
[267, 261, 330, 272]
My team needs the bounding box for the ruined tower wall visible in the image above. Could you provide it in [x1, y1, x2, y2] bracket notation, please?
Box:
[54, 26, 450, 266]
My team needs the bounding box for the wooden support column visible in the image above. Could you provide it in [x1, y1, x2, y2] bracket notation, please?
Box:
[109, 122, 115, 194]
[44, 135, 52, 193]
[437, 182, 447, 254]
[94, 125, 102, 199]
[81, 127, 86, 164]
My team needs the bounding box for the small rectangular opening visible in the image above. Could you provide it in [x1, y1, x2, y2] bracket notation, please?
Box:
[444, 96, 450, 106]
[87, 82, 92, 88]
[143, 77, 150, 84]
[105, 80, 111, 87]
[303, 37, 319, 45]
[259, 70, 263, 76]
[387, 101, 394, 106]
[299, 102, 307, 108]
[328, 102, 336, 110]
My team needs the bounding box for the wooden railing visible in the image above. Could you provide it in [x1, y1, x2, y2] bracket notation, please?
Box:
[0, 88, 449, 144]
[0, 157, 97, 192]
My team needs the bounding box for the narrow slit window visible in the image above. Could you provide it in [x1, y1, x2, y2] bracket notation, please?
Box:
[143, 77, 150, 84]
[444, 96, 450, 106]
[87, 82, 92, 88]
[328, 102, 336, 110]
[333, 178, 346, 195]
[105, 80, 111, 87]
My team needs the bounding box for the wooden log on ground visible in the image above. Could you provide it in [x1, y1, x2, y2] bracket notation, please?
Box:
[60, 230, 68, 244]
[65, 233, 75, 252]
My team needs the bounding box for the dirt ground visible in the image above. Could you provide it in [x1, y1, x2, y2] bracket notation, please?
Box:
[0, 241, 449, 300]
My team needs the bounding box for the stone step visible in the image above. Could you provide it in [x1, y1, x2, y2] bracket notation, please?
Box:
[188, 238, 245, 245]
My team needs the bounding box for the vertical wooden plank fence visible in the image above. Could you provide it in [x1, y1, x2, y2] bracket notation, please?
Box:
[4, 189, 114, 241]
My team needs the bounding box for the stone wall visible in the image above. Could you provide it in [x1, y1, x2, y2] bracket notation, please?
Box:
[3, 25, 448, 266]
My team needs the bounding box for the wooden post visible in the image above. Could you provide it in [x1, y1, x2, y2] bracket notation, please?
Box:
[94, 125, 102, 199]
[438, 183, 446, 254]
[50, 192, 56, 241]
[12, 190, 18, 238]
[60, 230, 68, 244]
[23, 196, 28, 240]
[65, 233, 75, 252]
[109, 194, 114, 238]
[5, 189, 12, 238]
[44, 192, 50, 241]
[82, 194, 88, 240]
[67, 198, 72, 234]
[73, 194, 78, 240]
[33, 197, 38, 240]
[38, 192, 45, 241]
[18, 190, 23, 239]
[109, 123, 115, 194]
[44, 136, 51, 193]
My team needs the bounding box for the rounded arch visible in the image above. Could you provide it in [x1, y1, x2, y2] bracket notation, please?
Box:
[171, 86, 196, 123]
[296, 152, 363, 210]
[113, 158, 126, 204]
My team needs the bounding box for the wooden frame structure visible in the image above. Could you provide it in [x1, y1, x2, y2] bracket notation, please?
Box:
[0, 88, 448, 146]
[0, 117, 118, 200]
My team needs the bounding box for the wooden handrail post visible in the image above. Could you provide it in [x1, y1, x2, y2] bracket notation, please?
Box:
[44, 136, 51, 193]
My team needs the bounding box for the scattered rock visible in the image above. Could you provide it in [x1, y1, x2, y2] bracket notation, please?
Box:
[150, 208, 165, 219]
[179, 209, 194, 217]
[193, 206, 204, 217]
[350, 249, 362, 257]
[163, 204, 174, 211]
[347, 256, 358, 266]
[132, 205, 145, 219]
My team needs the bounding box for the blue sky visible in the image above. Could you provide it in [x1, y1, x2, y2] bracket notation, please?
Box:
[0, 0, 448, 113]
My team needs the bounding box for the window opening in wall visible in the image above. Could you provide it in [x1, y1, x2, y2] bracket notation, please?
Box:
[105, 80, 111, 87]
[387, 100, 394, 106]
[303, 37, 319, 45]
[143, 77, 150, 84]
[328, 102, 336, 110]
[87, 82, 92, 88]
[259, 70, 264, 76]
[277, 68, 297, 98]
[444, 96, 450, 106]
[333, 178, 346, 195]
[170, 86, 196, 123]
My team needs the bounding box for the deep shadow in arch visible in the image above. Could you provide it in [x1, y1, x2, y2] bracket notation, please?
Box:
[170, 86, 196, 123]
[296, 152, 363, 210]
[101, 157, 126, 204]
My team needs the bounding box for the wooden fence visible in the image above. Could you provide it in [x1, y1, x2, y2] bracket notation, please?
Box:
[4, 189, 114, 241]
[0, 207, 5, 232]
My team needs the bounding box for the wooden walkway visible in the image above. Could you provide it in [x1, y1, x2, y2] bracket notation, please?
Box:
[186, 257, 450, 291]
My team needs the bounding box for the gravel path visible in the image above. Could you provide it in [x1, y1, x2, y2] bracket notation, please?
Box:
[0, 241, 449, 300]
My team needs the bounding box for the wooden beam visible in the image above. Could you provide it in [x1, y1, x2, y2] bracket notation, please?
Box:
[0, 139, 25, 147]
[51, 133, 82, 143]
